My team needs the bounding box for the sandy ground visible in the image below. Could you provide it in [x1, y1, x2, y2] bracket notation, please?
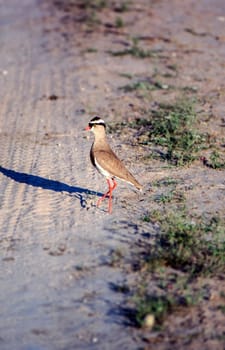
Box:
[0, 0, 224, 349]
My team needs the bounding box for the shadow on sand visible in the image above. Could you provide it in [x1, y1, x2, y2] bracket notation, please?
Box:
[0, 166, 102, 208]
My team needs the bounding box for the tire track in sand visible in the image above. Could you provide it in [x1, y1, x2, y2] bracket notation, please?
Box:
[0, 2, 145, 349]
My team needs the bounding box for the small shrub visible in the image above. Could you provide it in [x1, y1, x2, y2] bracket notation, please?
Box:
[155, 213, 225, 277]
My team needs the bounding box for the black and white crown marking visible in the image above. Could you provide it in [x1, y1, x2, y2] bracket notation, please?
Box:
[89, 116, 106, 128]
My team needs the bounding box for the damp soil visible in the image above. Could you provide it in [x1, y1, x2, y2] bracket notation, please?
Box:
[0, 1, 224, 349]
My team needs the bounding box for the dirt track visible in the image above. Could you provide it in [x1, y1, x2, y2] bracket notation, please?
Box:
[0, 2, 148, 349]
[0, 1, 224, 349]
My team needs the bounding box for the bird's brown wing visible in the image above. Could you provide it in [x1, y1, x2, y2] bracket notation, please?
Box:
[94, 149, 142, 190]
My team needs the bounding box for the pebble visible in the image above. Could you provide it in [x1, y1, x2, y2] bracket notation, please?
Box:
[143, 314, 155, 330]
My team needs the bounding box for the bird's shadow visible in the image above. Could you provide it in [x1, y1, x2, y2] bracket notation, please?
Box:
[0, 166, 103, 208]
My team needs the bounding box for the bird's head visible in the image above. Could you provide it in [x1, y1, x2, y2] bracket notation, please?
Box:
[85, 116, 106, 133]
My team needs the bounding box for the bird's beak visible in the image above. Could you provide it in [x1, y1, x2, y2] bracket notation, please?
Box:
[85, 126, 91, 131]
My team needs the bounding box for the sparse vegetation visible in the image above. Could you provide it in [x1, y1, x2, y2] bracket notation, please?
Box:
[209, 150, 225, 169]
[146, 98, 205, 165]
[119, 72, 133, 79]
[130, 210, 225, 328]
[182, 85, 198, 93]
[154, 189, 184, 203]
[85, 47, 98, 53]
[78, 0, 108, 10]
[54, 0, 131, 30]
[152, 177, 179, 187]
[204, 150, 225, 169]
[109, 37, 161, 58]
[134, 276, 202, 328]
[155, 213, 225, 276]
[111, 97, 207, 165]
[218, 305, 225, 314]
[115, 16, 124, 28]
[119, 79, 171, 92]
[114, 1, 130, 12]
[135, 294, 174, 328]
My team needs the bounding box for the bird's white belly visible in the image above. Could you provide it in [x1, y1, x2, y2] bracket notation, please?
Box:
[95, 158, 111, 178]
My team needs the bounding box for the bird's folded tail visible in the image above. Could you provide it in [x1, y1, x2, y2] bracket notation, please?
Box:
[129, 177, 143, 191]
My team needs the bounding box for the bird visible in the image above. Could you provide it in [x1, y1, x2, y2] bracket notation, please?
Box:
[86, 116, 142, 213]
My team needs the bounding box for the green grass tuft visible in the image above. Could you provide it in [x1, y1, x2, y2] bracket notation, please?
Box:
[152, 213, 225, 277]
[115, 16, 124, 28]
[135, 294, 173, 327]
[120, 79, 170, 92]
[149, 98, 204, 165]
[108, 37, 161, 58]
[128, 98, 206, 165]
[208, 150, 225, 169]
[130, 211, 225, 328]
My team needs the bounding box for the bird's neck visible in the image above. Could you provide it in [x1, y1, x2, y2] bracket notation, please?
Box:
[93, 134, 110, 150]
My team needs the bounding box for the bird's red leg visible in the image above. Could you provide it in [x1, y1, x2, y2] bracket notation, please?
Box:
[108, 181, 113, 213]
[112, 178, 117, 191]
[97, 178, 117, 213]
[97, 188, 109, 207]
[108, 178, 117, 214]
